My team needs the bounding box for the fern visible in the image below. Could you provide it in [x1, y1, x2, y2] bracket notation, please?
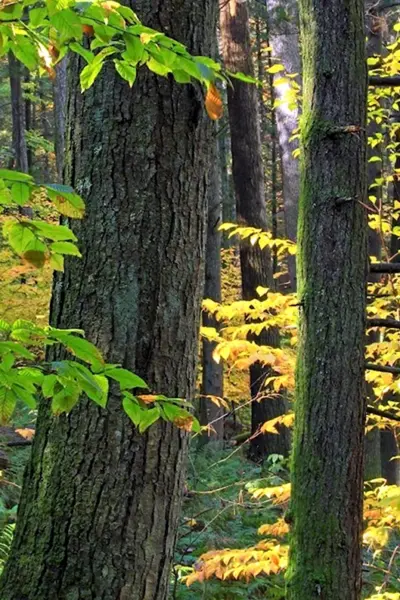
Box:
[0, 523, 14, 575]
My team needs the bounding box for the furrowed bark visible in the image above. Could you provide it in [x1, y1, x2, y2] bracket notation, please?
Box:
[288, 0, 368, 598]
[0, 1, 216, 599]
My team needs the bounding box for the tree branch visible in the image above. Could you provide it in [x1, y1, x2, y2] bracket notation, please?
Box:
[370, 262, 400, 273]
[367, 406, 400, 422]
[369, 76, 400, 87]
[365, 362, 400, 375]
[367, 318, 400, 329]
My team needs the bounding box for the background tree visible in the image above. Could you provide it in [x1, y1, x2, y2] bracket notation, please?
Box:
[220, 0, 290, 462]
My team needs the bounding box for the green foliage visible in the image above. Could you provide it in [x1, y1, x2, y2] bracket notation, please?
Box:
[0, 0, 229, 97]
[172, 445, 285, 599]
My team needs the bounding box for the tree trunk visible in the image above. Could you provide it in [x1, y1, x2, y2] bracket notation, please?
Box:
[0, 2, 215, 598]
[8, 52, 28, 173]
[200, 136, 224, 442]
[265, 0, 300, 291]
[365, 3, 383, 481]
[380, 428, 400, 484]
[39, 79, 51, 182]
[53, 57, 68, 182]
[220, 0, 290, 462]
[384, 109, 400, 485]
[24, 70, 33, 172]
[288, 0, 368, 599]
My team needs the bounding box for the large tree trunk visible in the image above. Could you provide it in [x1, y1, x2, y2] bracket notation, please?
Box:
[220, 0, 290, 462]
[265, 0, 301, 291]
[0, 2, 215, 599]
[200, 137, 224, 441]
[288, 0, 368, 599]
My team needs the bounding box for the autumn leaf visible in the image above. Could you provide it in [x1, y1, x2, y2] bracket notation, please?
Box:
[174, 414, 194, 432]
[137, 394, 158, 404]
[82, 24, 94, 36]
[205, 83, 223, 120]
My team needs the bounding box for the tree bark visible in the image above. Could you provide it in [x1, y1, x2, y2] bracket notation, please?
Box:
[53, 57, 68, 182]
[8, 53, 28, 174]
[220, 0, 290, 462]
[200, 136, 224, 442]
[0, 1, 216, 598]
[365, 3, 383, 481]
[265, 0, 301, 291]
[288, 0, 368, 599]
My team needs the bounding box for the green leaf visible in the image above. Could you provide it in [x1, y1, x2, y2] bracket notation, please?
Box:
[176, 56, 201, 80]
[0, 170, 33, 183]
[30, 220, 77, 242]
[50, 253, 64, 271]
[42, 374, 58, 398]
[172, 69, 191, 84]
[6, 223, 36, 254]
[12, 384, 36, 409]
[146, 57, 171, 76]
[51, 385, 80, 415]
[229, 70, 257, 84]
[80, 60, 103, 91]
[114, 60, 137, 87]
[123, 32, 144, 63]
[10, 182, 30, 206]
[0, 341, 34, 359]
[116, 5, 139, 23]
[69, 41, 94, 64]
[54, 333, 104, 366]
[70, 363, 108, 407]
[17, 367, 43, 385]
[0, 353, 14, 371]
[50, 9, 82, 41]
[11, 37, 38, 70]
[0, 188, 12, 205]
[105, 367, 148, 390]
[162, 402, 184, 421]
[50, 241, 81, 257]
[30, 7, 48, 27]
[138, 406, 160, 432]
[0, 2, 23, 21]
[123, 395, 142, 426]
[45, 185, 85, 218]
[0, 389, 17, 424]
[93, 374, 108, 407]
[0, 320, 11, 335]
[149, 46, 177, 68]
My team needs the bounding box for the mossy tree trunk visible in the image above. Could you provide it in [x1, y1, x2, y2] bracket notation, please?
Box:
[288, 0, 368, 599]
[0, 1, 215, 599]
[220, 0, 290, 462]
